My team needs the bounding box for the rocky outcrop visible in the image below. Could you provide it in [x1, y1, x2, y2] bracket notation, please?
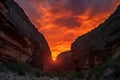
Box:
[71, 5, 120, 71]
[0, 0, 51, 71]
[51, 51, 75, 72]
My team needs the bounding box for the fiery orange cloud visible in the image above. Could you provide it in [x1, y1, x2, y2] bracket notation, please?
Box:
[37, 7, 112, 60]
[15, 0, 120, 60]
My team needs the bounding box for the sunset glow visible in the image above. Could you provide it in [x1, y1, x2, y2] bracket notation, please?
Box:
[15, 0, 120, 60]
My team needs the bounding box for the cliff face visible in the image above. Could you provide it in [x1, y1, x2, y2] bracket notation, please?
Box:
[71, 5, 120, 71]
[0, 0, 51, 70]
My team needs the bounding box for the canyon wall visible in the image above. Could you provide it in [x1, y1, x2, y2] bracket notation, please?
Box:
[0, 0, 51, 71]
[71, 5, 120, 71]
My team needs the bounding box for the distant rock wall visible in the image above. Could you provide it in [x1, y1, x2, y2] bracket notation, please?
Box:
[0, 0, 51, 71]
[51, 51, 76, 72]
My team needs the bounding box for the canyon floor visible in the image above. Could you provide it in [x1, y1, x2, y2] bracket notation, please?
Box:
[0, 52, 120, 80]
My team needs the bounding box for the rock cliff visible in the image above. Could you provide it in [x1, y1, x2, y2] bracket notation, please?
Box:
[71, 5, 120, 71]
[0, 0, 51, 71]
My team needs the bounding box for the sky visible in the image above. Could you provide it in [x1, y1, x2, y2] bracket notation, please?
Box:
[15, 0, 120, 60]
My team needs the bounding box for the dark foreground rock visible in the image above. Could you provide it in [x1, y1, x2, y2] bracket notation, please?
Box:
[71, 5, 120, 71]
[0, 0, 51, 71]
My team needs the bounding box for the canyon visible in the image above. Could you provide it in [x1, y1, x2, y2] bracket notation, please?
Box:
[0, 0, 120, 74]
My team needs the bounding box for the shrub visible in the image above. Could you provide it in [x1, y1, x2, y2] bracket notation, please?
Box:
[2, 62, 43, 76]
[86, 54, 120, 79]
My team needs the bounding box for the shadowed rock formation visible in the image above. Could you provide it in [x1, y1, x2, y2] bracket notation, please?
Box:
[71, 5, 120, 71]
[0, 0, 51, 71]
[51, 51, 76, 72]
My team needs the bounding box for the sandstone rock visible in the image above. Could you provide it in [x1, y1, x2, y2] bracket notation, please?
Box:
[0, 0, 51, 71]
[71, 5, 120, 71]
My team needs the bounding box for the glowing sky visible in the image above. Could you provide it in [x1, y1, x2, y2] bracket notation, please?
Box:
[15, 0, 120, 60]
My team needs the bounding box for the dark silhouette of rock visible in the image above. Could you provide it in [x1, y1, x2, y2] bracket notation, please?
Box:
[71, 5, 120, 71]
[0, 0, 51, 71]
[51, 51, 76, 72]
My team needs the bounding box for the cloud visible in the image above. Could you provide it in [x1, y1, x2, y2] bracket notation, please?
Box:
[15, 0, 120, 27]
[15, 0, 120, 59]
[54, 16, 82, 28]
